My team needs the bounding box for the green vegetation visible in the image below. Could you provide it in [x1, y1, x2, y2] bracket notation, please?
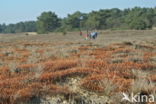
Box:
[1, 7, 156, 34]
[0, 21, 36, 33]
[37, 12, 60, 34]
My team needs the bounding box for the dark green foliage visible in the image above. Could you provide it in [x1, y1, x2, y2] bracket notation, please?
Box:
[1, 7, 156, 34]
[36, 11, 60, 34]
[85, 11, 100, 30]
[24, 21, 37, 32]
[61, 11, 88, 31]
[0, 21, 36, 33]
[61, 7, 156, 31]
[125, 7, 153, 30]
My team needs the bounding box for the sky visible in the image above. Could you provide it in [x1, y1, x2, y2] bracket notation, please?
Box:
[0, 0, 156, 24]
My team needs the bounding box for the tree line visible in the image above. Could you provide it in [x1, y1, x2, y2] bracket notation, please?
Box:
[1, 7, 156, 34]
[0, 21, 37, 33]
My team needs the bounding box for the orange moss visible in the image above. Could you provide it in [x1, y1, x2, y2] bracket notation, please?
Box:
[36, 49, 45, 54]
[0, 53, 5, 57]
[43, 59, 78, 72]
[40, 67, 101, 82]
[150, 75, 156, 82]
[0, 66, 10, 75]
[17, 64, 37, 72]
[0, 42, 155, 104]
[81, 73, 133, 92]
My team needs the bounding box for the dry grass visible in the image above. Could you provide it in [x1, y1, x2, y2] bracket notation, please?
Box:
[0, 30, 156, 104]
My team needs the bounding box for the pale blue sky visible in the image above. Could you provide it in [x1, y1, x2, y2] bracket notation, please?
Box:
[0, 0, 156, 24]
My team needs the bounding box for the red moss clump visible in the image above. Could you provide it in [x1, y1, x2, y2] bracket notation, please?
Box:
[16, 64, 37, 72]
[36, 49, 45, 54]
[0, 53, 5, 57]
[43, 59, 78, 72]
[40, 67, 101, 82]
[81, 73, 133, 92]
[150, 75, 156, 82]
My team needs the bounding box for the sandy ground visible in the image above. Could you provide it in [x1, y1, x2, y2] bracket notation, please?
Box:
[0, 30, 156, 45]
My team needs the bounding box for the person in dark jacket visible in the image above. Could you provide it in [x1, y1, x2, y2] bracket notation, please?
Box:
[90, 32, 99, 39]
